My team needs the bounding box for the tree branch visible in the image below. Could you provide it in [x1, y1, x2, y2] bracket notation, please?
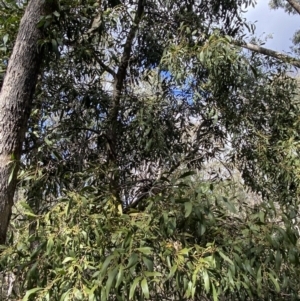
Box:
[106, 0, 145, 202]
[235, 41, 300, 68]
[93, 55, 116, 77]
[114, 0, 144, 98]
[286, 0, 300, 15]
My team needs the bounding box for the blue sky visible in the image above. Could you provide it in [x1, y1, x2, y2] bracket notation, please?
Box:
[244, 1, 299, 53]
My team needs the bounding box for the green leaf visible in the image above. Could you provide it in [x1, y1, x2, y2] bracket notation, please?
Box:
[23, 211, 37, 218]
[22, 287, 43, 301]
[184, 202, 193, 218]
[142, 256, 154, 271]
[125, 253, 138, 270]
[46, 237, 54, 255]
[129, 277, 141, 300]
[3, 34, 9, 45]
[53, 11, 60, 17]
[106, 267, 118, 297]
[268, 272, 280, 293]
[144, 271, 162, 277]
[141, 278, 150, 299]
[167, 264, 177, 279]
[218, 250, 234, 265]
[275, 250, 282, 271]
[185, 281, 193, 298]
[259, 211, 265, 223]
[202, 269, 210, 293]
[115, 265, 124, 288]
[8, 162, 16, 184]
[135, 247, 153, 255]
[199, 51, 205, 62]
[74, 288, 83, 300]
[257, 266, 262, 291]
[44, 136, 53, 146]
[100, 255, 114, 275]
[51, 39, 58, 54]
[101, 286, 107, 301]
[212, 283, 218, 301]
[178, 248, 191, 255]
[60, 289, 71, 301]
[62, 257, 75, 264]
[222, 197, 236, 213]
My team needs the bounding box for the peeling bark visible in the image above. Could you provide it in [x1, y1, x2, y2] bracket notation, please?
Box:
[0, 0, 52, 244]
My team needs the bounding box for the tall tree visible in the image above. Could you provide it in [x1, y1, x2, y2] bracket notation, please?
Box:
[1, 1, 300, 299]
[14, 0, 255, 213]
[0, 0, 54, 244]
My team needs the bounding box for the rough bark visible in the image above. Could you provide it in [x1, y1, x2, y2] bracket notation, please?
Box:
[0, 0, 52, 244]
[287, 0, 300, 15]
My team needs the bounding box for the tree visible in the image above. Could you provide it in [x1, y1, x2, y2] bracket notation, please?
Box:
[1, 0, 300, 300]
[0, 0, 55, 244]
[12, 0, 255, 213]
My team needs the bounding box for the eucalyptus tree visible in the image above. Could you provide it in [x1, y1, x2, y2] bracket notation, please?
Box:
[17, 0, 256, 213]
[0, 0, 299, 245]
[0, 0, 57, 244]
[1, 0, 300, 300]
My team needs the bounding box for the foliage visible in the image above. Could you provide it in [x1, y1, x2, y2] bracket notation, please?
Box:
[0, 0, 24, 85]
[2, 172, 300, 301]
[19, 0, 256, 211]
[1, 0, 300, 300]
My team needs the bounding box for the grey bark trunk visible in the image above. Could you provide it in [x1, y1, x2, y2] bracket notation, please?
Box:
[0, 0, 51, 244]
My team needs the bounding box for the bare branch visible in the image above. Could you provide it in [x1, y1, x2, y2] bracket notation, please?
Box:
[93, 55, 116, 77]
[235, 41, 300, 68]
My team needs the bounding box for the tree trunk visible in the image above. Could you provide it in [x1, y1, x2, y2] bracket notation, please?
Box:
[0, 0, 52, 244]
[106, 0, 144, 203]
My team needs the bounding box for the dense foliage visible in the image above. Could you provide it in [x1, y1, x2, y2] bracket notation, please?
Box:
[1, 172, 300, 300]
[0, 0, 300, 300]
